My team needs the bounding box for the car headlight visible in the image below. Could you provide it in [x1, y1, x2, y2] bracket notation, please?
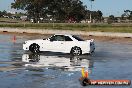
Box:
[23, 41, 27, 44]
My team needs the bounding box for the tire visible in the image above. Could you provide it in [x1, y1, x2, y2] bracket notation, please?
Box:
[70, 46, 82, 56]
[29, 43, 40, 53]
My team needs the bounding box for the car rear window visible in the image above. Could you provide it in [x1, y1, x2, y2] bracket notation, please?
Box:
[65, 36, 73, 41]
[72, 35, 84, 41]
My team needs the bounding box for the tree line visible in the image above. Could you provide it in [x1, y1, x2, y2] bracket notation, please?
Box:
[1, 0, 131, 23]
[107, 10, 132, 23]
[11, 0, 103, 23]
[0, 10, 10, 17]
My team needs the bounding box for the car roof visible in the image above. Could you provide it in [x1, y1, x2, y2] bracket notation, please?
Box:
[54, 34, 73, 37]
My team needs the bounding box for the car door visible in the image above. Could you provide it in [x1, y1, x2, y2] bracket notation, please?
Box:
[60, 36, 74, 53]
[48, 35, 65, 52]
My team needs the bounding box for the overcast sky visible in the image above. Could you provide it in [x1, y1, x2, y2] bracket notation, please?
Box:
[0, 0, 132, 17]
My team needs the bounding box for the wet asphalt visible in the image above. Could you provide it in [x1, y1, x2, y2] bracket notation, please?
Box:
[0, 33, 131, 88]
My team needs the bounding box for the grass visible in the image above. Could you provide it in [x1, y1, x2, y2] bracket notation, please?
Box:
[0, 18, 22, 23]
[0, 22, 132, 33]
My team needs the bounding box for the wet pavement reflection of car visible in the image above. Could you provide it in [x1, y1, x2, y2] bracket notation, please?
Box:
[22, 53, 94, 72]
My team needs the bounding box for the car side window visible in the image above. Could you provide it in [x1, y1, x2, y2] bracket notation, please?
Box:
[50, 35, 65, 41]
[56, 35, 65, 41]
[65, 36, 73, 41]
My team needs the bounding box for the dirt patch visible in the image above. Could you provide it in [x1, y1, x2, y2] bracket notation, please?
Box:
[0, 66, 22, 71]
[0, 61, 25, 71]
[0, 31, 132, 44]
[81, 35, 132, 44]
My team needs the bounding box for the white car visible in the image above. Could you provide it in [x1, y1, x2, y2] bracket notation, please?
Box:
[23, 34, 95, 55]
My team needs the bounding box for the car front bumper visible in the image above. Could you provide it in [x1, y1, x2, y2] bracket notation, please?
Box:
[23, 44, 29, 50]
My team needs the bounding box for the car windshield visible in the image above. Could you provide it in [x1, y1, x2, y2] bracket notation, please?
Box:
[72, 35, 84, 41]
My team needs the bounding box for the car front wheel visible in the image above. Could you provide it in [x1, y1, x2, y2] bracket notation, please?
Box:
[29, 43, 40, 53]
[70, 46, 82, 56]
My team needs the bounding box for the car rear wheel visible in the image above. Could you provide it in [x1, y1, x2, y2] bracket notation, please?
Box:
[70, 46, 82, 56]
[29, 43, 40, 53]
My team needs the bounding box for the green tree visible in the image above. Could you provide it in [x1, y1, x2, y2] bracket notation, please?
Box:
[121, 10, 132, 20]
[107, 15, 115, 24]
[85, 10, 103, 22]
[0, 10, 8, 17]
[11, 0, 87, 22]
[12, 0, 48, 22]
[91, 10, 103, 22]
[0, 11, 2, 17]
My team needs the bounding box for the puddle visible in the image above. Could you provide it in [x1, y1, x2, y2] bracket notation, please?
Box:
[0, 33, 131, 88]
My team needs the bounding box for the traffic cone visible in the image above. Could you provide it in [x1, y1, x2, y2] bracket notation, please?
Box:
[81, 67, 85, 77]
[12, 35, 16, 43]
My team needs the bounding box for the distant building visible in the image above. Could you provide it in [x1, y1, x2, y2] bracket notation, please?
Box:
[103, 17, 108, 23]
[20, 16, 27, 21]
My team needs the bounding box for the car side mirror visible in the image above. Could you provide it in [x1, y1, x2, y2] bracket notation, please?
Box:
[46, 38, 53, 41]
[46, 38, 50, 40]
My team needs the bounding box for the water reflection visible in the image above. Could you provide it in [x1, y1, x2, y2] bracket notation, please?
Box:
[22, 53, 94, 72]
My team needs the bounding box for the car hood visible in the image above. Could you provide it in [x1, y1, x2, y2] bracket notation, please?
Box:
[25, 39, 47, 43]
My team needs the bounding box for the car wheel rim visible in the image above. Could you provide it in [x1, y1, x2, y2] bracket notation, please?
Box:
[33, 45, 39, 53]
[72, 47, 81, 55]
